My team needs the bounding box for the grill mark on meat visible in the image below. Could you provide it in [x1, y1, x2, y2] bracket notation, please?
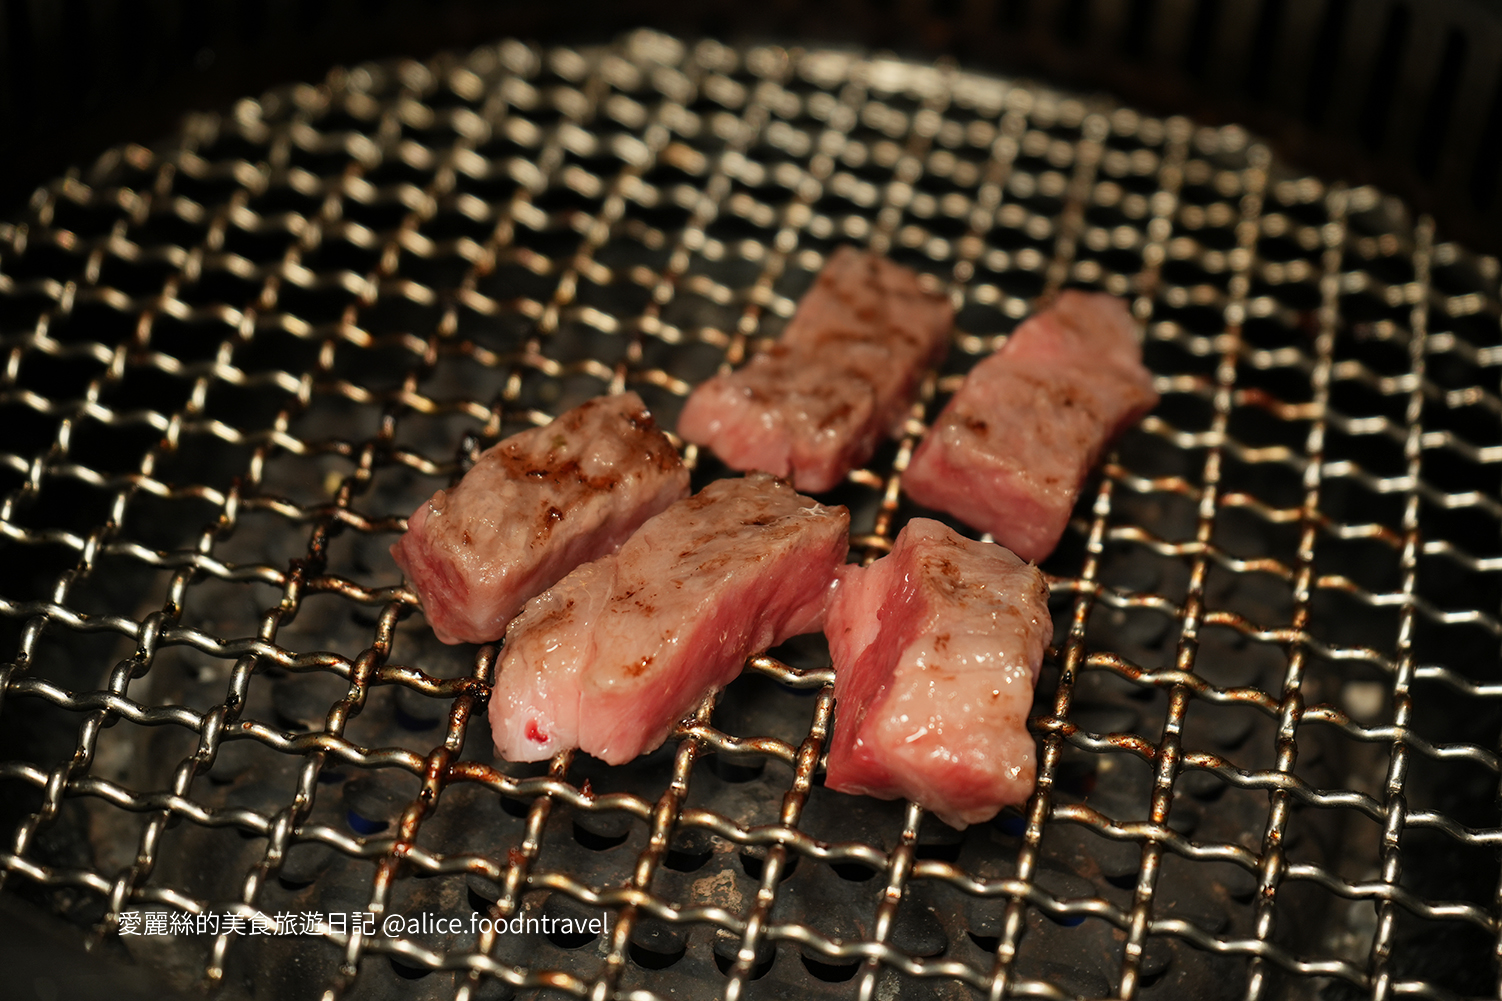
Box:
[510, 455, 627, 492]
[681, 490, 720, 512]
[527, 597, 578, 634]
[536, 505, 565, 538]
[694, 552, 738, 575]
[819, 402, 854, 429]
[613, 585, 659, 613]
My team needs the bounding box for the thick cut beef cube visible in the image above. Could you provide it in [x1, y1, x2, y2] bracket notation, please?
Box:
[490, 473, 849, 764]
[824, 519, 1050, 828]
[904, 291, 1157, 562]
[391, 392, 688, 644]
[679, 247, 952, 492]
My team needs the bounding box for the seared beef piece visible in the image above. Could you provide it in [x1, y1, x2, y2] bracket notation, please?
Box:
[392, 392, 688, 644]
[490, 473, 849, 765]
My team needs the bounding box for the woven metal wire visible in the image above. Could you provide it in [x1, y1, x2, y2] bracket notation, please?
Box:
[1, 29, 1500, 1001]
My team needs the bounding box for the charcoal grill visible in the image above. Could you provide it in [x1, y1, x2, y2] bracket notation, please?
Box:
[1, 27, 1500, 1001]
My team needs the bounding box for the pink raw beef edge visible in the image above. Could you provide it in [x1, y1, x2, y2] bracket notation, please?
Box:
[824, 518, 1051, 828]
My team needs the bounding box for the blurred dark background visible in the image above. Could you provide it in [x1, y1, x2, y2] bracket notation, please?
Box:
[3, 0, 1502, 250]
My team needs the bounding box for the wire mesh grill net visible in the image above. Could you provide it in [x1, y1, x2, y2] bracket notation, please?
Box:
[0, 28, 1500, 1001]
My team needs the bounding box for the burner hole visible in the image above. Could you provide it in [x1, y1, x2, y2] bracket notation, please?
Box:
[468, 885, 498, 915]
[542, 914, 599, 950]
[272, 675, 342, 732]
[1044, 909, 1085, 928]
[390, 956, 433, 980]
[1139, 938, 1173, 988]
[915, 818, 966, 862]
[318, 770, 346, 784]
[346, 810, 389, 835]
[739, 846, 798, 881]
[343, 775, 406, 835]
[831, 861, 880, 881]
[500, 795, 531, 818]
[394, 706, 440, 731]
[394, 686, 445, 731]
[572, 819, 630, 851]
[629, 920, 688, 969]
[712, 934, 775, 980]
[664, 847, 712, 872]
[801, 954, 860, 982]
[665, 827, 714, 871]
[629, 939, 686, 970]
[891, 907, 948, 957]
[1054, 760, 1098, 798]
[1165, 803, 1199, 838]
[280, 842, 334, 887]
[573, 807, 634, 849]
[1226, 874, 1258, 904]
[708, 754, 765, 783]
[548, 925, 597, 950]
[467, 874, 504, 915]
[541, 894, 604, 950]
[1104, 869, 1138, 890]
[967, 932, 999, 952]
[992, 810, 1027, 837]
[1178, 769, 1227, 802]
[207, 740, 258, 784]
[914, 841, 962, 863]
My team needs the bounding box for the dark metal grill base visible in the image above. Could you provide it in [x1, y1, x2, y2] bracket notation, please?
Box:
[1, 31, 1499, 1001]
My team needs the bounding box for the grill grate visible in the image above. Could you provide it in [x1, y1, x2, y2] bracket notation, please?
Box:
[1, 30, 1500, 1001]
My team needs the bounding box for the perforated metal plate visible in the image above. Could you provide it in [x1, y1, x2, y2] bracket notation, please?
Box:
[1, 30, 1500, 1001]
